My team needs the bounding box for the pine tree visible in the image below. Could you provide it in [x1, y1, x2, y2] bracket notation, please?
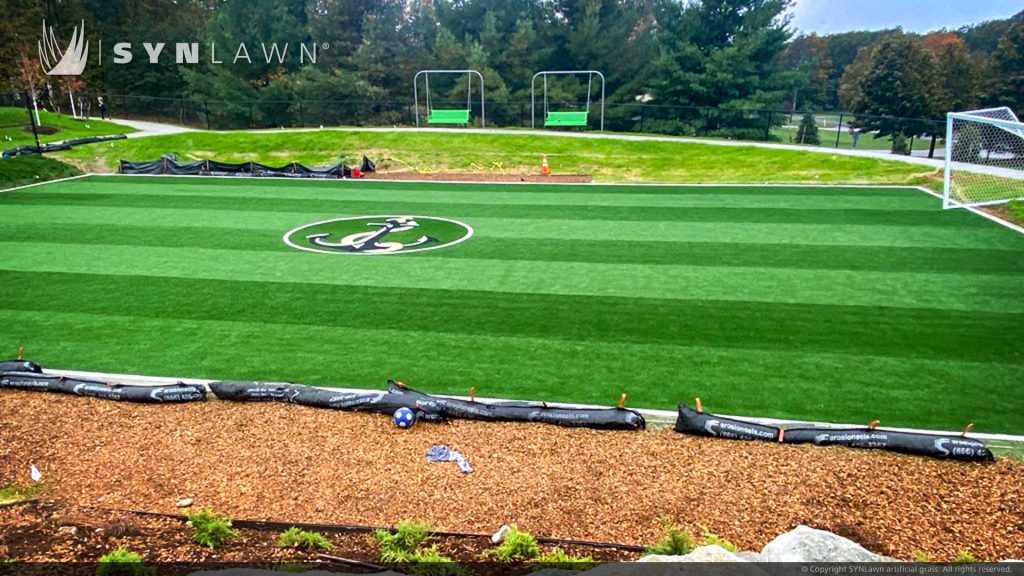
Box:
[795, 112, 820, 144]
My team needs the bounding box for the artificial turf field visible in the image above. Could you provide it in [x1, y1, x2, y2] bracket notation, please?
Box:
[1, 175, 1023, 433]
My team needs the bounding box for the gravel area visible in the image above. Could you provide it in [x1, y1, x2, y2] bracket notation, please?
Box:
[1, 391, 1021, 561]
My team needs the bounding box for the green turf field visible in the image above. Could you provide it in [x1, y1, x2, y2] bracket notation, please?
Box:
[1, 175, 1022, 433]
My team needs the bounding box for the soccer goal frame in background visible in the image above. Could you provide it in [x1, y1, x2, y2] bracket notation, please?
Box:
[943, 107, 1024, 209]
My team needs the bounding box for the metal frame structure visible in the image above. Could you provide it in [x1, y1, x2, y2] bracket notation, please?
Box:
[413, 69, 486, 127]
[531, 70, 605, 130]
[943, 106, 1024, 209]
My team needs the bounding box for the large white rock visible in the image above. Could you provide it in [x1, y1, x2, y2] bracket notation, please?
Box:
[760, 525, 887, 562]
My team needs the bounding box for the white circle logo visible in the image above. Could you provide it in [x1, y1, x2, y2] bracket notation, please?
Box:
[283, 215, 473, 255]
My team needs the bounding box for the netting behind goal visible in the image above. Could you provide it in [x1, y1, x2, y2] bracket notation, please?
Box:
[943, 107, 1024, 209]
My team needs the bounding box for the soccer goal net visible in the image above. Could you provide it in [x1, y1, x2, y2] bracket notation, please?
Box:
[943, 107, 1024, 209]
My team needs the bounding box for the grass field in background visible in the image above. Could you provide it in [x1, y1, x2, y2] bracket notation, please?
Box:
[0, 107, 134, 147]
[1, 175, 1022, 433]
[57, 129, 938, 186]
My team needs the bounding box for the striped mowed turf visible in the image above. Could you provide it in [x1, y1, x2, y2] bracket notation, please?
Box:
[1, 175, 1023, 433]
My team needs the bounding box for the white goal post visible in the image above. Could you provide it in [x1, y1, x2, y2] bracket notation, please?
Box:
[943, 107, 1024, 209]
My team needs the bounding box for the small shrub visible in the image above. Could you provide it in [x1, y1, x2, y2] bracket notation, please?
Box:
[372, 520, 462, 575]
[97, 548, 151, 576]
[912, 550, 931, 563]
[536, 547, 596, 569]
[278, 527, 333, 551]
[185, 509, 236, 549]
[890, 134, 911, 155]
[489, 525, 541, 562]
[700, 527, 737, 552]
[407, 547, 465, 576]
[953, 549, 976, 564]
[643, 518, 694, 556]
[796, 112, 820, 145]
[373, 519, 433, 561]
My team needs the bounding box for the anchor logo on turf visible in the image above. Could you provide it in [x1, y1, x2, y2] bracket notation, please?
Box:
[307, 216, 437, 254]
[283, 215, 473, 255]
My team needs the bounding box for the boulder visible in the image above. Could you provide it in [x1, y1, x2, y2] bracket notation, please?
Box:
[760, 525, 886, 562]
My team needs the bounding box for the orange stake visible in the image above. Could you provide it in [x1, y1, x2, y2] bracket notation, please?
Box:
[695, 397, 703, 413]
[470, 387, 476, 402]
[962, 423, 975, 437]
[618, 393, 627, 409]
[778, 428, 786, 443]
[868, 420, 880, 430]
[17, 346, 24, 360]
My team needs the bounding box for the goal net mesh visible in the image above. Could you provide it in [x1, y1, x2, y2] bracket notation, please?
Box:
[944, 107, 1024, 209]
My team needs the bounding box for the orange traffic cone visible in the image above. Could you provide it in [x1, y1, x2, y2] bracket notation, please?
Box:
[540, 155, 550, 175]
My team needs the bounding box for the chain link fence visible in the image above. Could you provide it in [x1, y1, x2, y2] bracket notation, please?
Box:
[2, 91, 947, 158]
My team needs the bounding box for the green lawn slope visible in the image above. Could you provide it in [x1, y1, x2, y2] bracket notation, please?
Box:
[58, 129, 940, 186]
[1, 107, 134, 148]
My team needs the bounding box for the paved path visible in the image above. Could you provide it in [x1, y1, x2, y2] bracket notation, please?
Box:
[111, 117, 194, 137]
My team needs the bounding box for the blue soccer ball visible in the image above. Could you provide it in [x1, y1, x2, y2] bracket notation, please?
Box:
[393, 407, 416, 428]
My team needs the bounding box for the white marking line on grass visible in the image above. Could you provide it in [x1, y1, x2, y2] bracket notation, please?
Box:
[42, 367, 1024, 443]
[914, 185, 1024, 236]
[0, 172, 94, 194]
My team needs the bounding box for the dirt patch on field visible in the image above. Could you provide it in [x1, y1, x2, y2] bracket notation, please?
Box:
[366, 171, 592, 183]
[0, 390, 1022, 561]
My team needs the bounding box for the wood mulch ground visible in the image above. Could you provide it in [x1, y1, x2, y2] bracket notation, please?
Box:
[365, 171, 592, 183]
[1, 390, 1022, 562]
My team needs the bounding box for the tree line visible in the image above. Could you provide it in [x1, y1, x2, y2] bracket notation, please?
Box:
[1, 0, 1021, 146]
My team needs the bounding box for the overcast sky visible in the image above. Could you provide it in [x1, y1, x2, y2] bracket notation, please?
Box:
[788, 0, 1022, 35]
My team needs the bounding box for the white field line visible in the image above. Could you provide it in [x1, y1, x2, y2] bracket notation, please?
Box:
[0, 173, 93, 194]
[43, 368, 1024, 443]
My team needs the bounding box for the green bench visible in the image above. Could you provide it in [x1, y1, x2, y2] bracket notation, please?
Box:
[427, 109, 471, 125]
[544, 111, 589, 127]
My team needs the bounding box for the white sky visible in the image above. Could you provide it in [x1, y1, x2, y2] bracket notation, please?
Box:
[787, 0, 1022, 34]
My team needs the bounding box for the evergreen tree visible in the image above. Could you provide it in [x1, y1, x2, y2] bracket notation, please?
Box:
[795, 111, 820, 144]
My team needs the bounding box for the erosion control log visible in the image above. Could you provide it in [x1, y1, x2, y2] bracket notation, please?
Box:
[0, 372, 207, 403]
[209, 380, 646, 431]
[674, 403, 993, 462]
[0, 359, 42, 373]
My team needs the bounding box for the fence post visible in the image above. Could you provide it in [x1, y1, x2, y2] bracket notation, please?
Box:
[248, 103, 254, 128]
[298, 101, 304, 127]
[928, 133, 937, 159]
[835, 113, 844, 148]
[24, 91, 40, 150]
[204, 101, 211, 130]
[640, 106, 645, 133]
[764, 110, 772, 140]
